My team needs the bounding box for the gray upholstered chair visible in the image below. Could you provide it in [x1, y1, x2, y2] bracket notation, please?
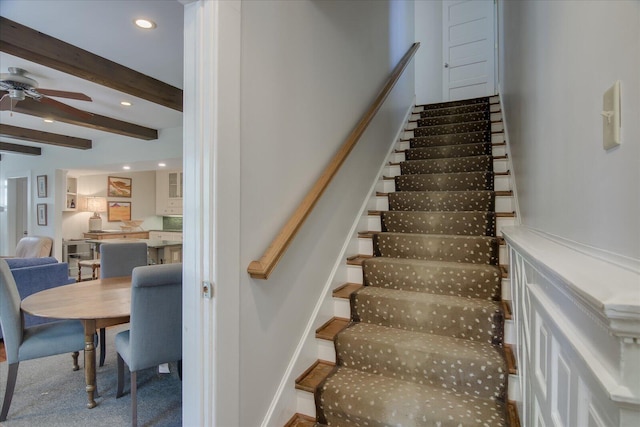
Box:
[14, 236, 53, 258]
[0, 258, 85, 422]
[98, 242, 148, 367]
[115, 263, 182, 427]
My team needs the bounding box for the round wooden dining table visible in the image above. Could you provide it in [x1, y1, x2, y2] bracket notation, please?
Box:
[21, 276, 132, 409]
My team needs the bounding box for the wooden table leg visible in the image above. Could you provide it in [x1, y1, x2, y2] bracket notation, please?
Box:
[82, 319, 97, 409]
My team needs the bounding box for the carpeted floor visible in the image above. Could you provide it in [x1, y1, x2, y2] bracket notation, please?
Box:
[0, 324, 181, 426]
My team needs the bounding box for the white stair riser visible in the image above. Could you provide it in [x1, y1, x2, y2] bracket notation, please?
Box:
[499, 244, 508, 265]
[504, 318, 515, 345]
[358, 237, 373, 255]
[296, 390, 316, 419]
[347, 264, 363, 284]
[492, 145, 506, 157]
[495, 195, 514, 212]
[367, 215, 382, 231]
[491, 133, 504, 144]
[491, 122, 504, 133]
[317, 338, 336, 363]
[334, 297, 351, 319]
[502, 278, 511, 300]
[497, 217, 516, 233]
[495, 175, 511, 191]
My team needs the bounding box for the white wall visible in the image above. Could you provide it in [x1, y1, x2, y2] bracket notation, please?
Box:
[499, 0, 640, 260]
[0, 126, 181, 255]
[237, 1, 415, 425]
[415, 0, 443, 104]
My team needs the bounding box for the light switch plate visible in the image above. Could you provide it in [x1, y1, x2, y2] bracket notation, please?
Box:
[602, 80, 621, 150]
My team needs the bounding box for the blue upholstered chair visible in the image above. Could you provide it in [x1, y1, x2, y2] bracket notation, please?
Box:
[115, 263, 182, 427]
[98, 242, 148, 367]
[0, 258, 85, 422]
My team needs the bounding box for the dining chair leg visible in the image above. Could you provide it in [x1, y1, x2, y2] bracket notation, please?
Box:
[131, 370, 138, 427]
[72, 351, 80, 371]
[116, 354, 125, 398]
[99, 328, 106, 367]
[178, 360, 182, 380]
[0, 363, 19, 422]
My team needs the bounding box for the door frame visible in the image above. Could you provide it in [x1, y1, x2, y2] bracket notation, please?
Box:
[3, 172, 31, 255]
[181, 1, 242, 425]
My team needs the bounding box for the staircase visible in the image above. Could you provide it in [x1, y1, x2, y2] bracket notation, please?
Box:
[288, 96, 519, 427]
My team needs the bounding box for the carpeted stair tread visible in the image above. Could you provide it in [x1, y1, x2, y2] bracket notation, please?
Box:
[420, 96, 490, 110]
[405, 142, 492, 160]
[335, 322, 507, 400]
[395, 171, 494, 192]
[362, 257, 501, 300]
[351, 286, 504, 344]
[412, 120, 490, 138]
[416, 110, 490, 127]
[419, 102, 489, 118]
[400, 155, 493, 175]
[388, 190, 495, 212]
[317, 367, 507, 426]
[373, 233, 498, 265]
[381, 211, 496, 236]
[409, 130, 491, 148]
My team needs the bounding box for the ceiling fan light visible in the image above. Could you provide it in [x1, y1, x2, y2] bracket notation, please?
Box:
[120, 101, 132, 106]
[134, 18, 156, 29]
[43, 119, 54, 123]
[8, 89, 25, 101]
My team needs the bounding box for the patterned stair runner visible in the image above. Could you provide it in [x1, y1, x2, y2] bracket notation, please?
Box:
[316, 96, 508, 426]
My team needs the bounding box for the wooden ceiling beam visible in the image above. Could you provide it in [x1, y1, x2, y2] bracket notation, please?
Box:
[0, 141, 41, 155]
[7, 97, 158, 140]
[0, 16, 183, 112]
[0, 124, 92, 149]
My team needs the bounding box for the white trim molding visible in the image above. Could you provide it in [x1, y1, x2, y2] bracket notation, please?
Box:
[503, 226, 640, 427]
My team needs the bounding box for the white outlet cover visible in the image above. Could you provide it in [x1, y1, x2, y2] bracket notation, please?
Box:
[602, 80, 621, 150]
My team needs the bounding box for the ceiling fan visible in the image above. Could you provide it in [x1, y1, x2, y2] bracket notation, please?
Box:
[0, 67, 93, 119]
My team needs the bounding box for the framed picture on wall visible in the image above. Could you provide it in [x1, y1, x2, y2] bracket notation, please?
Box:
[108, 176, 132, 198]
[108, 201, 131, 222]
[37, 175, 47, 198]
[37, 203, 47, 226]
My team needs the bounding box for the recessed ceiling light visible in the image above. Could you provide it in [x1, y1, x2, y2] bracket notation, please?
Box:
[158, 163, 166, 167]
[134, 18, 156, 29]
[123, 166, 131, 170]
[120, 101, 132, 106]
[43, 118, 54, 123]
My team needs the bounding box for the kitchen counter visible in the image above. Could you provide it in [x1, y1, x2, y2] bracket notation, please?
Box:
[83, 231, 149, 240]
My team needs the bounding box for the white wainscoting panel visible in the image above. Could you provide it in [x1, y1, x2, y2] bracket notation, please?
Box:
[503, 226, 640, 427]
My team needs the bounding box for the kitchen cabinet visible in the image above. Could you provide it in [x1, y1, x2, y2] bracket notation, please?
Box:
[156, 170, 183, 215]
[148, 231, 183, 242]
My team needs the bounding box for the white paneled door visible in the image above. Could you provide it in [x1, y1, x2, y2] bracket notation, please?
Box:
[442, 0, 496, 101]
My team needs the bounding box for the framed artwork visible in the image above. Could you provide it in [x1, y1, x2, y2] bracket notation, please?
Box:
[37, 175, 47, 198]
[108, 201, 131, 222]
[107, 176, 132, 198]
[37, 203, 47, 226]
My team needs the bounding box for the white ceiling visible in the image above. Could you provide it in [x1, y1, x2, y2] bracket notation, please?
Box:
[0, 0, 184, 173]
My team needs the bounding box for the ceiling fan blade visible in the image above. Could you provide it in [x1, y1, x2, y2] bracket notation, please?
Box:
[39, 96, 93, 120]
[37, 88, 92, 102]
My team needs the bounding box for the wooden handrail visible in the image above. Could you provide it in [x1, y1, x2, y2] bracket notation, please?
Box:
[248, 42, 420, 279]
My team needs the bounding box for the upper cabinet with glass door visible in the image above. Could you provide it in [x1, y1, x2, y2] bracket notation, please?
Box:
[156, 170, 183, 215]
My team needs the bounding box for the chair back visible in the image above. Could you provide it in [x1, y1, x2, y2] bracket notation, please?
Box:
[128, 263, 182, 372]
[100, 242, 148, 279]
[0, 259, 23, 363]
[15, 236, 53, 258]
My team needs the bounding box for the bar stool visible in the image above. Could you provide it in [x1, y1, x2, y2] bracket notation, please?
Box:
[78, 259, 101, 281]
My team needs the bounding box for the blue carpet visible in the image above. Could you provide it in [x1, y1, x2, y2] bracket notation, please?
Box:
[0, 324, 181, 426]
